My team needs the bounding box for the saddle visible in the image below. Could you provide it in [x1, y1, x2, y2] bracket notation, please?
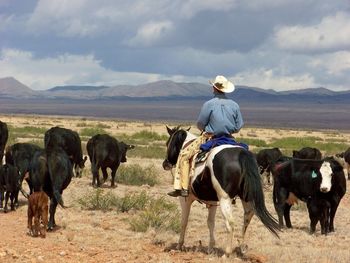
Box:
[194, 136, 249, 164]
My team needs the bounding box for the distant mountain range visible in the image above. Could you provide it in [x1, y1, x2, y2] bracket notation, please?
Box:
[0, 77, 349, 103]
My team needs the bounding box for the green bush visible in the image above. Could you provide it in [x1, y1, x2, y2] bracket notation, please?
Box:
[269, 137, 321, 149]
[130, 130, 168, 141]
[8, 125, 47, 135]
[117, 164, 159, 186]
[129, 196, 181, 233]
[116, 191, 150, 212]
[127, 145, 166, 159]
[237, 137, 268, 147]
[77, 188, 118, 211]
[77, 190, 181, 233]
[97, 122, 111, 129]
[80, 127, 107, 137]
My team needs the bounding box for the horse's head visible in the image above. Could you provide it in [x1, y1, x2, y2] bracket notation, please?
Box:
[162, 126, 188, 170]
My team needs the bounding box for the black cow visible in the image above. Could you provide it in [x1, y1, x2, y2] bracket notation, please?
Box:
[5, 143, 43, 204]
[256, 148, 283, 184]
[272, 157, 345, 234]
[44, 126, 87, 177]
[86, 134, 134, 187]
[293, 147, 322, 160]
[0, 164, 20, 212]
[337, 147, 350, 180]
[30, 147, 73, 230]
[0, 121, 9, 163]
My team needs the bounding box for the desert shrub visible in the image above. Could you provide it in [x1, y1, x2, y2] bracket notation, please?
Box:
[127, 145, 166, 159]
[269, 137, 320, 149]
[237, 137, 268, 147]
[8, 125, 47, 135]
[77, 188, 119, 211]
[129, 197, 181, 233]
[117, 164, 159, 186]
[130, 130, 168, 141]
[77, 190, 180, 232]
[76, 122, 88, 127]
[115, 191, 150, 212]
[80, 127, 107, 137]
[268, 137, 344, 155]
[97, 122, 111, 129]
[314, 142, 346, 155]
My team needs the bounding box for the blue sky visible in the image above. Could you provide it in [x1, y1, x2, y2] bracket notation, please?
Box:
[0, 0, 349, 91]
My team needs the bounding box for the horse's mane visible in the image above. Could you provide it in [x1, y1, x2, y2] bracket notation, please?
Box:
[166, 127, 189, 165]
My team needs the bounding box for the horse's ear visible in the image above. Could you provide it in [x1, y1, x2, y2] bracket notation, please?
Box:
[166, 126, 172, 135]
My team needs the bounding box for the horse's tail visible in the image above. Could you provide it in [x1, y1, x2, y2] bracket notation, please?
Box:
[240, 150, 281, 237]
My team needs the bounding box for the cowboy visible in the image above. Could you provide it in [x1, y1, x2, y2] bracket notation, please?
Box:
[168, 75, 244, 197]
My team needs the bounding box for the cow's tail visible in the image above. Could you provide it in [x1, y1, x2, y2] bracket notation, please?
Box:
[240, 150, 281, 237]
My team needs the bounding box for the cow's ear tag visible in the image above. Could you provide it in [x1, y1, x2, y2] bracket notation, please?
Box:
[311, 171, 317, 178]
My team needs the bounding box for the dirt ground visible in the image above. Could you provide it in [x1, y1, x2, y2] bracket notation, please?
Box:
[0, 114, 350, 263]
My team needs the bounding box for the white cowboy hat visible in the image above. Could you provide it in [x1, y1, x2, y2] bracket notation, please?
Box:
[209, 75, 235, 93]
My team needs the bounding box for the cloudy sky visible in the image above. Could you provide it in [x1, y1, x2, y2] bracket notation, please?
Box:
[0, 0, 349, 91]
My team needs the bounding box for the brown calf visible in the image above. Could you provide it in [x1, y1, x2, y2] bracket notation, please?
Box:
[27, 191, 49, 238]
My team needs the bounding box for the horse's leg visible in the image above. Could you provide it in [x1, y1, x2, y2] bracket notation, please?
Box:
[207, 205, 217, 254]
[239, 201, 255, 254]
[177, 195, 195, 250]
[219, 197, 235, 256]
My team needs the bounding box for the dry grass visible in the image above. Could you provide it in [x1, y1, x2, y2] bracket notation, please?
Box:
[0, 114, 350, 263]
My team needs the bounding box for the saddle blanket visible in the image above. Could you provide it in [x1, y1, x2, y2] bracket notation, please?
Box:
[200, 136, 249, 151]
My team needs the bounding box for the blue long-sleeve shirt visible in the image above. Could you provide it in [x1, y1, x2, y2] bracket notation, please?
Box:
[196, 92, 244, 136]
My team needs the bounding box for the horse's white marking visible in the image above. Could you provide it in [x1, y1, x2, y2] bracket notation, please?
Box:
[320, 161, 332, 192]
[182, 131, 197, 149]
[207, 145, 242, 199]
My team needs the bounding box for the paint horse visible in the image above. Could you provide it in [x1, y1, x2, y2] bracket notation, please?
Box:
[162, 126, 280, 256]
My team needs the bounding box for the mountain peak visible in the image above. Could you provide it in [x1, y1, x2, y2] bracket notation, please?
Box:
[0, 77, 36, 98]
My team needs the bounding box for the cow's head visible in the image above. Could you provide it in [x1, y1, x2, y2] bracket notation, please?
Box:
[74, 156, 88, 178]
[319, 157, 344, 193]
[119, 142, 135, 163]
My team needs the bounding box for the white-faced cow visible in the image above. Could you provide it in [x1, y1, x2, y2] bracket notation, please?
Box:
[44, 126, 87, 177]
[256, 147, 283, 184]
[30, 147, 73, 230]
[87, 134, 135, 187]
[0, 121, 9, 164]
[272, 156, 346, 235]
[5, 143, 43, 205]
[0, 164, 20, 213]
[293, 147, 322, 160]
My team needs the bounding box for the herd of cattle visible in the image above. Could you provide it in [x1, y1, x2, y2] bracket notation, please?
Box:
[256, 146, 349, 235]
[0, 119, 350, 239]
[0, 120, 134, 237]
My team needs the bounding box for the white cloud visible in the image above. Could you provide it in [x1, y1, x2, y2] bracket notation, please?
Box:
[127, 20, 173, 46]
[232, 68, 317, 91]
[26, 0, 101, 37]
[309, 51, 350, 75]
[0, 48, 209, 90]
[274, 12, 350, 52]
[0, 48, 152, 89]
